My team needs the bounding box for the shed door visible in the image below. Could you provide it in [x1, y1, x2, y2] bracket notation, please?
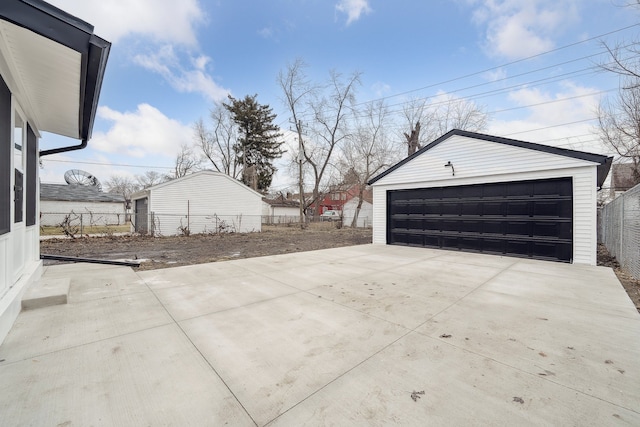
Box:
[134, 198, 148, 234]
[387, 178, 573, 262]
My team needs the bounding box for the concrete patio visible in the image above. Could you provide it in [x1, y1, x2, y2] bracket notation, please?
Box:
[0, 244, 639, 426]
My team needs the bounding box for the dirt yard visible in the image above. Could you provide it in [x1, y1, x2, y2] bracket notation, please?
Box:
[40, 228, 640, 312]
[40, 225, 373, 271]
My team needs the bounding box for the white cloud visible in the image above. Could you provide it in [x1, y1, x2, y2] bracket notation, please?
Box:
[507, 81, 600, 124]
[483, 67, 507, 82]
[134, 46, 230, 102]
[90, 104, 194, 158]
[336, 0, 372, 25]
[469, 0, 579, 59]
[486, 81, 606, 154]
[371, 81, 391, 97]
[48, 0, 205, 46]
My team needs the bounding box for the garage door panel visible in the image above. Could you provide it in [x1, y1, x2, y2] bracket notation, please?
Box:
[482, 239, 504, 254]
[532, 222, 562, 237]
[441, 203, 458, 215]
[506, 201, 529, 216]
[387, 177, 573, 263]
[507, 181, 531, 196]
[483, 202, 503, 216]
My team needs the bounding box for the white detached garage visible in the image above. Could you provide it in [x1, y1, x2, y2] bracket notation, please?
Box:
[368, 130, 612, 265]
[131, 171, 263, 236]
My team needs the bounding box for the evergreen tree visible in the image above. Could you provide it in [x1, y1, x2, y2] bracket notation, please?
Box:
[223, 94, 284, 191]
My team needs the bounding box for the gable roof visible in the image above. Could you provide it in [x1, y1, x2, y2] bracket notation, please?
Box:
[41, 183, 124, 203]
[0, 0, 110, 150]
[611, 163, 640, 191]
[131, 171, 264, 200]
[264, 194, 300, 208]
[368, 129, 613, 188]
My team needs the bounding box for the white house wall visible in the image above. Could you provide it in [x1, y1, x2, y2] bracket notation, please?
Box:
[372, 135, 600, 265]
[148, 172, 262, 235]
[261, 204, 299, 225]
[40, 200, 126, 226]
[343, 199, 373, 228]
[0, 96, 41, 344]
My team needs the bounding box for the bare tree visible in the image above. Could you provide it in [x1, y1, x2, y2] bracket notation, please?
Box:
[401, 97, 428, 156]
[304, 70, 361, 218]
[597, 85, 640, 184]
[340, 100, 400, 227]
[136, 171, 164, 188]
[422, 94, 488, 143]
[104, 175, 139, 200]
[195, 104, 241, 179]
[173, 143, 201, 179]
[597, 0, 640, 184]
[277, 58, 318, 226]
[400, 94, 488, 156]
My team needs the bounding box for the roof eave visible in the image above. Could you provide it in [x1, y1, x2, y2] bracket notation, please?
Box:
[0, 0, 111, 153]
[369, 129, 613, 185]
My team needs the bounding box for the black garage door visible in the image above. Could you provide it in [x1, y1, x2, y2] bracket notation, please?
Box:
[387, 178, 573, 262]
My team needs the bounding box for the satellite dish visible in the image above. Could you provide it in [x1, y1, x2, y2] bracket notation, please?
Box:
[64, 169, 102, 191]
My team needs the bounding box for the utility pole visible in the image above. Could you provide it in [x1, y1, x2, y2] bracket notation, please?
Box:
[293, 119, 306, 229]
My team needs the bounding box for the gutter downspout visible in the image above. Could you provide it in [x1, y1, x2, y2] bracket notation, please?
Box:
[39, 138, 87, 157]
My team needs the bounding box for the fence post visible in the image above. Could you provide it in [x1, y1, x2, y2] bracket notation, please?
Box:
[619, 197, 624, 260]
[80, 213, 83, 236]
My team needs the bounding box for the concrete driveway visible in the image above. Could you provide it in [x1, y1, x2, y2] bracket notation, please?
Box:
[1, 244, 639, 426]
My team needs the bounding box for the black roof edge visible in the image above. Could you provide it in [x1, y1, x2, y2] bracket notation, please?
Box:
[81, 35, 110, 141]
[369, 129, 613, 186]
[0, 0, 111, 150]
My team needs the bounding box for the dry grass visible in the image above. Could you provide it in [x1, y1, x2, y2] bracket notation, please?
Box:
[40, 224, 131, 236]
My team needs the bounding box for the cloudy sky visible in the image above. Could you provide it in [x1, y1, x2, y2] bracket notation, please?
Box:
[41, 0, 638, 192]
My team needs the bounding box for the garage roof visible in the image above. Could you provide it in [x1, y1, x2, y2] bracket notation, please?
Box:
[0, 0, 110, 144]
[41, 183, 124, 203]
[369, 129, 613, 188]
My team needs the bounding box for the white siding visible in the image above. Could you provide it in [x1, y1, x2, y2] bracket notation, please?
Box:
[343, 199, 373, 228]
[372, 135, 601, 265]
[40, 200, 126, 226]
[147, 171, 262, 235]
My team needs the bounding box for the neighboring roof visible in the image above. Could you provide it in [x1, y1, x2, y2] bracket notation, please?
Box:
[264, 194, 300, 208]
[41, 183, 124, 203]
[0, 0, 110, 142]
[130, 171, 264, 200]
[611, 163, 639, 191]
[368, 129, 613, 188]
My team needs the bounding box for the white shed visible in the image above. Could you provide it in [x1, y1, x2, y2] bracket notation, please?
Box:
[368, 130, 612, 265]
[262, 195, 301, 225]
[40, 183, 126, 226]
[343, 197, 373, 228]
[131, 171, 263, 235]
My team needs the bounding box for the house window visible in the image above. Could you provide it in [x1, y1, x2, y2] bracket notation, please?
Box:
[14, 113, 24, 224]
[14, 115, 23, 170]
[0, 75, 10, 235]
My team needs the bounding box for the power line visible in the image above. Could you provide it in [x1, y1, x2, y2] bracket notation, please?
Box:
[274, 24, 638, 130]
[41, 158, 174, 170]
[355, 24, 640, 107]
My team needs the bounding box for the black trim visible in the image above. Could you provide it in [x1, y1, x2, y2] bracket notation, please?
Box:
[0, 0, 111, 151]
[26, 123, 37, 226]
[368, 129, 613, 188]
[0, 75, 10, 235]
[14, 169, 23, 223]
[41, 254, 140, 267]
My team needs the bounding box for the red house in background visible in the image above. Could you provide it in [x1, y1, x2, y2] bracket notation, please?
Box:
[310, 184, 372, 215]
